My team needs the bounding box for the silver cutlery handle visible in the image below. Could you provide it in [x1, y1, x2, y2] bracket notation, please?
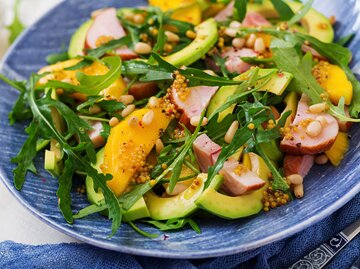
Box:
[289, 232, 349, 269]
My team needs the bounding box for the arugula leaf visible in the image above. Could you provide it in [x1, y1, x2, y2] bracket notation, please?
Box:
[100, 122, 111, 140]
[233, 0, 247, 22]
[206, 113, 237, 144]
[143, 218, 201, 233]
[73, 200, 107, 219]
[46, 51, 69, 65]
[42, 56, 122, 96]
[337, 33, 355, 47]
[270, 0, 294, 21]
[11, 122, 39, 190]
[271, 38, 360, 122]
[287, 0, 313, 26]
[25, 75, 122, 235]
[87, 35, 132, 58]
[64, 56, 98, 71]
[7, 0, 24, 43]
[57, 156, 74, 223]
[128, 221, 159, 238]
[148, 8, 165, 64]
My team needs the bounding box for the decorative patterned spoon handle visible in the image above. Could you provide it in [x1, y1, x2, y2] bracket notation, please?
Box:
[289, 218, 360, 269]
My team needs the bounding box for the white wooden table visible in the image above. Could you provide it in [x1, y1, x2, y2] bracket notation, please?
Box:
[0, 0, 78, 245]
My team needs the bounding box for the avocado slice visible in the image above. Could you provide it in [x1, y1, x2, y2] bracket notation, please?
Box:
[86, 148, 150, 222]
[163, 18, 218, 67]
[247, 0, 334, 43]
[195, 154, 270, 219]
[144, 174, 221, 220]
[207, 68, 293, 121]
[68, 19, 93, 58]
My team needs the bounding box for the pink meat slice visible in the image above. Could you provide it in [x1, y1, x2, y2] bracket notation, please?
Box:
[86, 8, 126, 49]
[220, 158, 266, 196]
[193, 134, 265, 195]
[214, 1, 234, 21]
[193, 134, 222, 172]
[114, 47, 138, 61]
[242, 12, 272, 27]
[283, 154, 315, 178]
[301, 44, 327, 61]
[87, 121, 105, 148]
[222, 47, 258, 74]
[280, 94, 339, 155]
[171, 85, 218, 130]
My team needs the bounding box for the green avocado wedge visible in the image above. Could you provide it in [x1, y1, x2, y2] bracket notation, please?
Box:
[68, 19, 93, 58]
[195, 153, 270, 219]
[163, 18, 218, 67]
[144, 174, 222, 220]
[85, 148, 150, 222]
[247, 0, 334, 43]
[206, 68, 293, 121]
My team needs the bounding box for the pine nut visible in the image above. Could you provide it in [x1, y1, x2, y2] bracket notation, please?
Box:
[232, 37, 245, 49]
[229, 20, 242, 29]
[142, 110, 154, 126]
[128, 115, 139, 127]
[246, 34, 257, 48]
[148, 96, 159, 108]
[204, 70, 217, 76]
[165, 31, 180, 42]
[121, 104, 135, 118]
[186, 30, 196, 39]
[315, 116, 328, 127]
[254, 37, 265, 53]
[309, 102, 326, 113]
[119, 95, 135, 105]
[109, 117, 119, 127]
[315, 154, 328, 165]
[88, 104, 101, 114]
[306, 120, 322, 137]
[155, 138, 164, 155]
[134, 42, 152, 54]
[224, 28, 237, 38]
[294, 183, 304, 198]
[224, 121, 239, 144]
[166, 183, 188, 196]
[287, 174, 303, 185]
[133, 14, 145, 24]
[190, 116, 208, 127]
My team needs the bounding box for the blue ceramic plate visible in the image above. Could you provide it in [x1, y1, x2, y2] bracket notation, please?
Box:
[0, 0, 359, 259]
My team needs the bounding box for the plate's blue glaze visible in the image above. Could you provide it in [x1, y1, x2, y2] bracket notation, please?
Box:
[0, 0, 359, 259]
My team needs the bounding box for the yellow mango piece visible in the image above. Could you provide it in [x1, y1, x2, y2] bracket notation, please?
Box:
[149, 0, 202, 25]
[102, 108, 171, 196]
[38, 59, 126, 100]
[325, 132, 349, 167]
[313, 61, 353, 105]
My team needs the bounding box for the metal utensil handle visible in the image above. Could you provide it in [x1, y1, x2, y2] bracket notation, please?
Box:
[289, 232, 349, 269]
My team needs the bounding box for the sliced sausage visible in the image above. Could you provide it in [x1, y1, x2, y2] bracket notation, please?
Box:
[283, 155, 315, 178]
[86, 8, 126, 49]
[280, 94, 339, 155]
[222, 47, 258, 74]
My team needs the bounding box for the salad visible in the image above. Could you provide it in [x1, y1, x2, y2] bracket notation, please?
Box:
[1, 0, 359, 237]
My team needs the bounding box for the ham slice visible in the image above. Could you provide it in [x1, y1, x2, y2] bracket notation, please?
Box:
[222, 47, 258, 74]
[114, 47, 138, 61]
[280, 95, 339, 155]
[87, 121, 105, 148]
[283, 155, 315, 178]
[128, 81, 158, 100]
[171, 86, 218, 130]
[86, 8, 126, 49]
[193, 134, 265, 195]
[301, 44, 327, 61]
[220, 159, 266, 196]
[242, 12, 272, 27]
[214, 1, 234, 21]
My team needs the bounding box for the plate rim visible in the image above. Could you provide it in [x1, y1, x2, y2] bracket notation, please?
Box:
[1, 0, 360, 259]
